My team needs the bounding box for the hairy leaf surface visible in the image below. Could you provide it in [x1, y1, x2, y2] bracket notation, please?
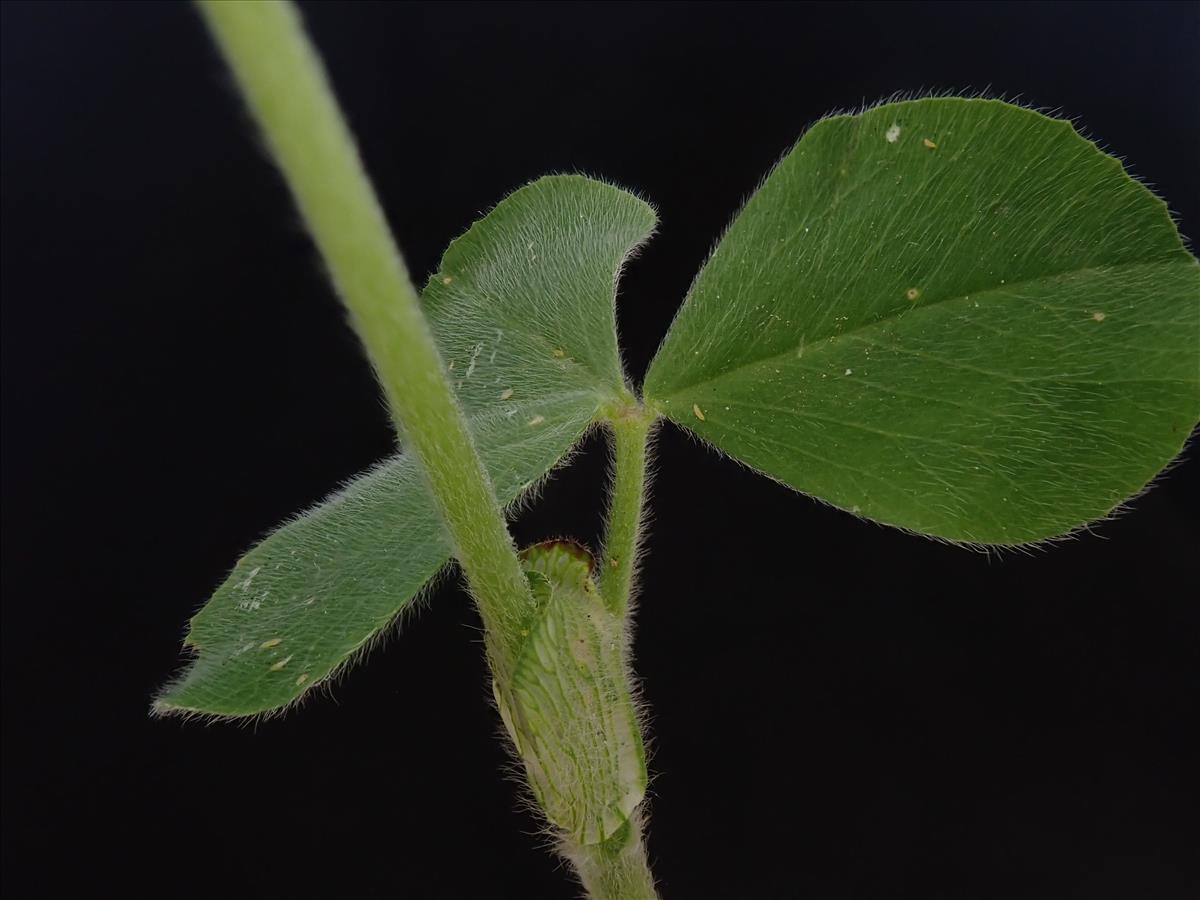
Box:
[157, 176, 655, 716]
[645, 98, 1200, 544]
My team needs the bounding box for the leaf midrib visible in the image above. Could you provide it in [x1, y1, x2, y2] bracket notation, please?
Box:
[648, 257, 1193, 404]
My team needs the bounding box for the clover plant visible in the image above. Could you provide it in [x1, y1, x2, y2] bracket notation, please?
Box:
[155, 3, 1200, 897]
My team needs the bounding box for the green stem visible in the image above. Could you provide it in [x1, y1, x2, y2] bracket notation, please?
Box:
[197, 0, 532, 661]
[599, 408, 654, 615]
[570, 832, 659, 900]
[200, 6, 660, 897]
[577, 407, 657, 898]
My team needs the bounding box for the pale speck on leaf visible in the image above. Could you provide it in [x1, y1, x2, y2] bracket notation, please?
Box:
[642, 98, 1200, 546]
[499, 388, 514, 400]
[157, 175, 657, 717]
[236, 566, 261, 591]
[885, 124, 901, 143]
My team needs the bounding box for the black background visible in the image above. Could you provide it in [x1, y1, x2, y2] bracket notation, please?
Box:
[3, 2, 1198, 898]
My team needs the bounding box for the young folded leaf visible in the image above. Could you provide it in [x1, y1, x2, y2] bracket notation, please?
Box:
[493, 542, 646, 848]
[156, 176, 655, 717]
[645, 98, 1200, 545]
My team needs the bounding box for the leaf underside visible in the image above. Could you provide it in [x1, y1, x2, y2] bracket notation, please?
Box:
[645, 98, 1200, 544]
[157, 176, 656, 717]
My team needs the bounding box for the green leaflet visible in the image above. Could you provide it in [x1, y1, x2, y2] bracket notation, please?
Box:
[645, 98, 1200, 545]
[494, 542, 646, 848]
[156, 176, 656, 717]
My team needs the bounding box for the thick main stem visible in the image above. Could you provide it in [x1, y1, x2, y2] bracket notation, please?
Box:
[570, 832, 659, 900]
[200, 6, 661, 896]
[197, 0, 532, 663]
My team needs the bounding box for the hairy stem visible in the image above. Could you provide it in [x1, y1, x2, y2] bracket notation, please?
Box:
[570, 832, 659, 900]
[200, 6, 660, 897]
[196, 0, 532, 663]
[599, 408, 654, 614]
[571, 406, 657, 898]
